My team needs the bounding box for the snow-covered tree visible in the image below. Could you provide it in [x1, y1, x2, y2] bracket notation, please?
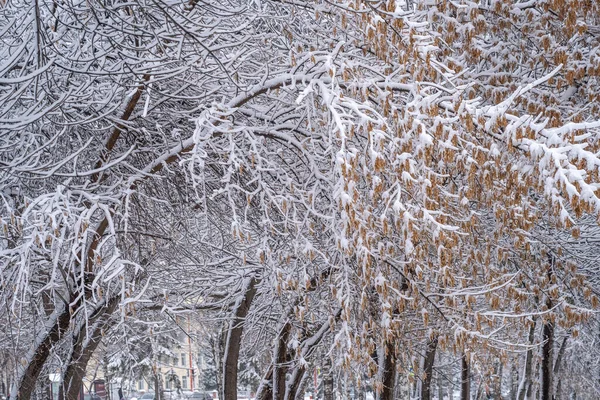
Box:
[3, 0, 600, 399]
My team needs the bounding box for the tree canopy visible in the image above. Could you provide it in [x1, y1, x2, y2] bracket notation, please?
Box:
[2, 0, 600, 399]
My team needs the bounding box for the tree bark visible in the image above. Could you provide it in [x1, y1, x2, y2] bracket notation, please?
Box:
[284, 365, 306, 400]
[379, 340, 396, 400]
[274, 323, 291, 400]
[222, 277, 258, 400]
[255, 366, 273, 400]
[284, 310, 341, 400]
[293, 371, 309, 400]
[460, 353, 470, 400]
[553, 335, 568, 400]
[509, 363, 517, 400]
[154, 372, 162, 400]
[517, 317, 536, 400]
[421, 335, 438, 400]
[12, 218, 108, 400]
[541, 319, 554, 400]
[11, 298, 74, 400]
[285, 368, 306, 400]
[322, 356, 334, 400]
[58, 296, 120, 400]
[90, 74, 150, 184]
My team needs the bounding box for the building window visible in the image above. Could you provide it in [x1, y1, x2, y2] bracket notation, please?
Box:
[182, 376, 188, 389]
[138, 380, 144, 390]
[173, 355, 178, 366]
[165, 377, 171, 390]
[181, 353, 186, 366]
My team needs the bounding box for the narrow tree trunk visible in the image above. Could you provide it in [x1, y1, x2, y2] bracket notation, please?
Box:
[379, 340, 396, 400]
[541, 319, 554, 400]
[509, 363, 517, 400]
[11, 299, 74, 400]
[154, 372, 162, 400]
[542, 254, 556, 400]
[437, 371, 444, 400]
[274, 323, 291, 400]
[293, 369, 310, 400]
[104, 355, 111, 400]
[528, 360, 538, 400]
[284, 365, 306, 400]
[285, 311, 341, 400]
[288, 369, 307, 400]
[555, 380, 561, 400]
[214, 329, 225, 400]
[421, 336, 438, 400]
[12, 217, 110, 400]
[322, 357, 334, 400]
[223, 277, 258, 400]
[460, 354, 470, 400]
[517, 318, 536, 400]
[255, 366, 274, 400]
[59, 296, 120, 400]
[553, 335, 568, 400]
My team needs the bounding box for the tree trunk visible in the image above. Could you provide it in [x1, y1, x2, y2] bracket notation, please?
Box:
[58, 296, 120, 400]
[553, 335, 568, 400]
[274, 322, 291, 400]
[284, 365, 306, 400]
[437, 371, 444, 400]
[214, 330, 225, 400]
[541, 319, 554, 400]
[222, 277, 258, 400]
[517, 318, 536, 400]
[293, 370, 310, 400]
[284, 311, 340, 400]
[154, 372, 162, 400]
[255, 366, 274, 400]
[10, 299, 74, 400]
[322, 357, 334, 400]
[460, 354, 469, 400]
[288, 369, 307, 400]
[379, 340, 396, 400]
[421, 336, 438, 400]
[509, 363, 517, 400]
[11, 216, 110, 400]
